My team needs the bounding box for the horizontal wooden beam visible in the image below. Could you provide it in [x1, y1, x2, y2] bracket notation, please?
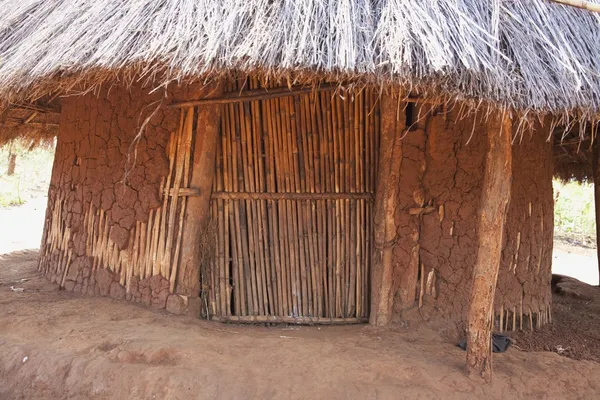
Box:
[3, 120, 59, 127]
[211, 315, 367, 324]
[549, 0, 600, 13]
[168, 85, 339, 108]
[211, 191, 374, 201]
[165, 187, 201, 197]
[10, 103, 60, 114]
[168, 83, 447, 109]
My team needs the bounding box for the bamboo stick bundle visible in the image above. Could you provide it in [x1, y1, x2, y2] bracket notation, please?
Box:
[300, 94, 320, 316]
[323, 92, 336, 318]
[119, 249, 128, 286]
[149, 207, 162, 277]
[138, 220, 147, 279]
[227, 97, 247, 316]
[231, 94, 252, 315]
[85, 201, 93, 255]
[241, 100, 266, 315]
[251, 83, 275, 315]
[157, 121, 178, 279]
[170, 107, 194, 293]
[212, 200, 222, 317]
[223, 102, 240, 316]
[247, 93, 266, 315]
[317, 91, 332, 317]
[60, 248, 72, 288]
[266, 95, 288, 316]
[309, 92, 326, 317]
[219, 101, 233, 316]
[277, 95, 299, 316]
[281, 94, 297, 316]
[98, 213, 109, 270]
[260, 85, 281, 316]
[212, 315, 367, 324]
[237, 100, 257, 312]
[295, 95, 312, 315]
[144, 209, 155, 278]
[161, 109, 186, 279]
[128, 221, 140, 292]
[213, 118, 227, 315]
[280, 95, 301, 316]
[289, 95, 311, 316]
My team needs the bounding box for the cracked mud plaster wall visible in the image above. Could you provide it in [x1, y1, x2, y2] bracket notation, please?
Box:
[40, 80, 204, 312]
[391, 105, 553, 329]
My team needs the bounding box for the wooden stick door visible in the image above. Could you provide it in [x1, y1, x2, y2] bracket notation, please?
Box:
[207, 84, 379, 323]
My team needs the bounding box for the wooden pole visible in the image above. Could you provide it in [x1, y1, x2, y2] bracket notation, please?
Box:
[466, 115, 513, 382]
[592, 141, 600, 286]
[169, 85, 336, 108]
[175, 82, 224, 301]
[548, 0, 600, 14]
[370, 94, 404, 326]
[7, 152, 16, 176]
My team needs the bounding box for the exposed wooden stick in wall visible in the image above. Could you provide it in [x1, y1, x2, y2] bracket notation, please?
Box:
[176, 82, 224, 299]
[592, 141, 600, 286]
[466, 114, 513, 382]
[168, 85, 336, 108]
[370, 94, 403, 326]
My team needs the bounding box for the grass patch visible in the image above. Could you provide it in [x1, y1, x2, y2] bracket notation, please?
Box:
[0, 142, 55, 208]
[554, 179, 596, 247]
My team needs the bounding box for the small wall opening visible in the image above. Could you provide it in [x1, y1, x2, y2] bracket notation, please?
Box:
[0, 138, 57, 254]
[552, 178, 598, 285]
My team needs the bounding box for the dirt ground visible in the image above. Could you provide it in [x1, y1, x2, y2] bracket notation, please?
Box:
[1, 251, 600, 399]
[513, 274, 600, 363]
[2, 198, 600, 399]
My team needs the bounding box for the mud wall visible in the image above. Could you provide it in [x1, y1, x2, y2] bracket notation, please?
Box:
[496, 125, 554, 330]
[390, 106, 553, 330]
[39, 81, 207, 314]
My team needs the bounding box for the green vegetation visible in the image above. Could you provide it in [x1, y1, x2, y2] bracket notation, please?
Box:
[0, 141, 55, 208]
[554, 179, 596, 246]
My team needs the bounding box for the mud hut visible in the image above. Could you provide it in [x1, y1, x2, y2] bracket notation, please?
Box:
[1, 0, 599, 378]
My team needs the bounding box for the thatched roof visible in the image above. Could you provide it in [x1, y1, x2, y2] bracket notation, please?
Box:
[0, 99, 60, 148]
[0, 1, 599, 117]
[554, 124, 598, 183]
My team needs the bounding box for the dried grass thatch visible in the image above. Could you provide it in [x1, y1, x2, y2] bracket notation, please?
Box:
[553, 124, 599, 183]
[0, 0, 599, 118]
[0, 101, 59, 148]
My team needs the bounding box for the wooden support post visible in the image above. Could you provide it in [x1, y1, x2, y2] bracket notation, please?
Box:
[175, 83, 224, 302]
[466, 115, 512, 381]
[370, 94, 404, 326]
[7, 152, 16, 176]
[592, 141, 600, 286]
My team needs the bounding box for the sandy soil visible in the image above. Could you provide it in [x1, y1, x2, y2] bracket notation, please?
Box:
[513, 275, 600, 363]
[0, 197, 47, 255]
[552, 237, 599, 286]
[2, 250, 600, 400]
[1, 199, 600, 398]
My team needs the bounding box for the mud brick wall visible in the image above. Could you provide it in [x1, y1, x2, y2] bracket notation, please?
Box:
[496, 124, 554, 330]
[39, 81, 206, 314]
[391, 106, 553, 330]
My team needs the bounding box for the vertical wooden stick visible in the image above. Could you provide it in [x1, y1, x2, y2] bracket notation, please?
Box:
[466, 115, 512, 382]
[592, 141, 600, 286]
[370, 94, 404, 326]
[176, 83, 224, 299]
